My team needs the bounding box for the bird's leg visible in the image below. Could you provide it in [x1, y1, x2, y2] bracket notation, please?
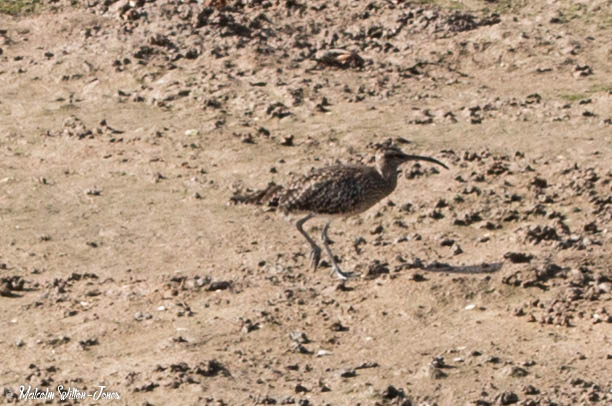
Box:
[321, 221, 355, 280]
[296, 213, 322, 270]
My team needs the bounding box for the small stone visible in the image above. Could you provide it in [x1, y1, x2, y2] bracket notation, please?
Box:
[134, 312, 153, 321]
[440, 238, 455, 246]
[291, 343, 312, 354]
[499, 365, 529, 378]
[289, 331, 310, 344]
[371, 224, 384, 234]
[382, 385, 404, 399]
[280, 135, 294, 146]
[598, 282, 611, 293]
[240, 133, 254, 144]
[410, 272, 426, 282]
[207, 280, 231, 291]
[184, 129, 200, 136]
[573, 64, 593, 77]
[295, 383, 309, 393]
[431, 357, 447, 368]
[355, 361, 378, 369]
[329, 321, 349, 332]
[79, 337, 99, 350]
[339, 368, 356, 378]
[365, 261, 389, 279]
[84, 187, 101, 196]
[421, 364, 447, 379]
[499, 391, 519, 405]
[504, 252, 533, 263]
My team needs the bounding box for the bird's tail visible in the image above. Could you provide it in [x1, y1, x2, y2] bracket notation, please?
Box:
[230, 182, 284, 208]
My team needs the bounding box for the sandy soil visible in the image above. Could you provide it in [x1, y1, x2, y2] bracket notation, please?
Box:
[1, 1, 611, 405]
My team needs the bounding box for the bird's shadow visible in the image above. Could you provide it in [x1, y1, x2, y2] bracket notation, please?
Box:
[395, 260, 503, 275]
[423, 261, 503, 274]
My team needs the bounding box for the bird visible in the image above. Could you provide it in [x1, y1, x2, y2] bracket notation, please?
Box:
[232, 146, 448, 279]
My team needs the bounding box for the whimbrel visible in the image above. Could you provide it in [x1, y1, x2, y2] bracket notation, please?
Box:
[233, 146, 448, 279]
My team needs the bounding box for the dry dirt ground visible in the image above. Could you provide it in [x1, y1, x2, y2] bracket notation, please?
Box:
[1, 1, 611, 405]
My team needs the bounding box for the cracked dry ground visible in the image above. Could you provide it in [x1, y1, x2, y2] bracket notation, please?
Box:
[0, 1, 611, 405]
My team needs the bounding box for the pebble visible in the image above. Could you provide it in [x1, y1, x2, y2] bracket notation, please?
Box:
[184, 129, 200, 136]
[338, 368, 356, 378]
[289, 331, 310, 344]
[498, 365, 529, 378]
[134, 312, 153, 321]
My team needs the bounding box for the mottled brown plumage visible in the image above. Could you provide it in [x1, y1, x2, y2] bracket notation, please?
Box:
[233, 147, 448, 279]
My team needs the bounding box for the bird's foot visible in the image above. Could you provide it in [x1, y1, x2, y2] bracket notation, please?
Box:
[330, 266, 360, 280]
[310, 246, 322, 270]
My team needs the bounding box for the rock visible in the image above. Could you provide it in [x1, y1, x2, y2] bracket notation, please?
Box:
[498, 365, 529, 378]
[79, 337, 99, 350]
[329, 321, 348, 332]
[504, 252, 533, 263]
[522, 385, 539, 395]
[417, 363, 447, 379]
[134, 312, 153, 321]
[382, 384, 405, 399]
[598, 282, 611, 293]
[289, 331, 310, 344]
[294, 383, 309, 393]
[314, 49, 364, 69]
[499, 391, 519, 405]
[365, 261, 389, 279]
[207, 280, 231, 291]
[573, 64, 593, 77]
[338, 368, 356, 378]
[280, 134, 294, 146]
[184, 129, 200, 136]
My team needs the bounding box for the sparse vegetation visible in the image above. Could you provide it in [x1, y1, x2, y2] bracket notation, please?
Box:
[560, 83, 612, 102]
[590, 83, 612, 94]
[0, 0, 40, 15]
[491, 0, 529, 14]
[560, 93, 589, 102]
[557, 3, 588, 23]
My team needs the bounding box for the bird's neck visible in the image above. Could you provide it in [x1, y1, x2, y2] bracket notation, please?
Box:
[376, 161, 400, 188]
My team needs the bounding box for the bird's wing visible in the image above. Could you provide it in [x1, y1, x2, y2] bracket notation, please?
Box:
[279, 166, 376, 215]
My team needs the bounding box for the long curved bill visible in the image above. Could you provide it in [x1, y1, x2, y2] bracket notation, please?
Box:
[402, 154, 449, 170]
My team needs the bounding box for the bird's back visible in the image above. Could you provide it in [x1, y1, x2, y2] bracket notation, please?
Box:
[278, 165, 395, 216]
